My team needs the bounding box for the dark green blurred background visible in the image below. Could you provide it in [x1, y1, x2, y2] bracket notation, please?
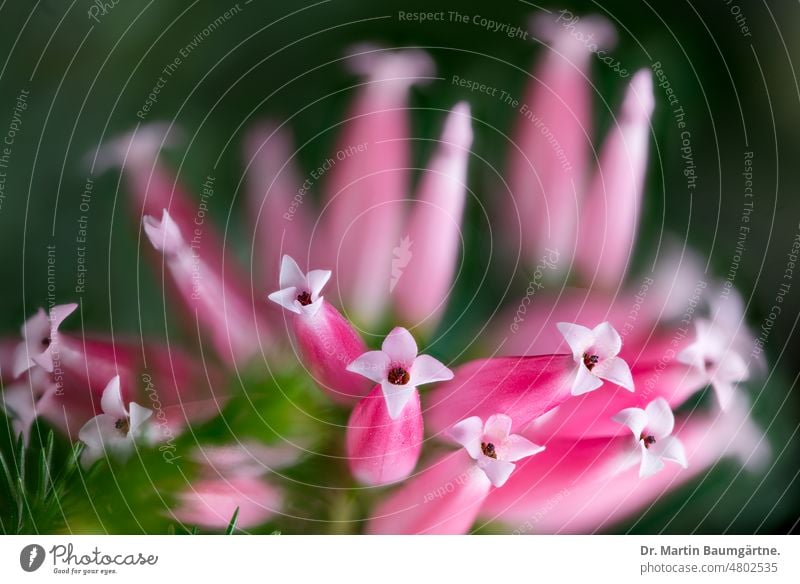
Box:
[0, 0, 798, 533]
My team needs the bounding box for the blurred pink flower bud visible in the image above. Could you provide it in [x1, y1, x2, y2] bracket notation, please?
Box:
[575, 69, 655, 286]
[346, 383, 423, 486]
[143, 209, 262, 365]
[506, 13, 616, 269]
[393, 102, 473, 331]
[320, 45, 434, 327]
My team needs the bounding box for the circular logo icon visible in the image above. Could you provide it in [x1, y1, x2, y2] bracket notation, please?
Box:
[19, 544, 45, 572]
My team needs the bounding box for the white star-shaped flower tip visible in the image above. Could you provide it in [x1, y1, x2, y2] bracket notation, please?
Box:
[346, 327, 453, 419]
[557, 321, 635, 396]
[449, 414, 544, 487]
[677, 318, 749, 410]
[267, 255, 331, 318]
[12, 303, 79, 378]
[612, 397, 688, 478]
[78, 376, 154, 468]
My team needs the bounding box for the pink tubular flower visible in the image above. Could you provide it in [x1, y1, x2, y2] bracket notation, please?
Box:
[480, 395, 769, 533]
[612, 398, 687, 478]
[426, 322, 633, 435]
[143, 209, 261, 365]
[269, 255, 370, 403]
[346, 384, 423, 486]
[392, 102, 473, 331]
[506, 13, 616, 268]
[575, 69, 655, 286]
[369, 414, 543, 534]
[346, 326, 453, 419]
[320, 45, 435, 326]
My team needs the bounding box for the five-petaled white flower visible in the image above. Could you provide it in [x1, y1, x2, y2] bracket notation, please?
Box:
[267, 255, 332, 317]
[347, 327, 453, 419]
[677, 318, 749, 411]
[612, 397, 687, 478]
[78, 376, 153, 468]
[557, 321, 635, 395]
[12, 303, 78, 378]
[449, 414, 545, 487]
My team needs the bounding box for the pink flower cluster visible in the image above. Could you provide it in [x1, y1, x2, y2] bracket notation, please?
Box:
[0, 14, 769, 533]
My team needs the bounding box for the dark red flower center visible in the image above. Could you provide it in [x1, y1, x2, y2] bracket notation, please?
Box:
[583, 353, 599, 370]
[481, 442, 497, 459]
[641, 434, 656, 449]
[115, 417, 130, 436]
[41, 337, 51, 347]
[296, 291, 312, 306]
[387, 366, 410, 385]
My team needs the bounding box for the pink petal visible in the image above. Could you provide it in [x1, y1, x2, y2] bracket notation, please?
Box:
[292, 301, 371, 404]
[346, 350, 390, 384]
[593, 356, 634, 392]
[172, 477, 282, 530]
[556, 322, 594, 360]
[425, 354, 577, 438]
[143, 210, 184, 255]
[644, 398, 674, 438]
[393, 102, 473, 330]
[367, 451, 491, 534]
[483, 414, 513, 445]
[448, 416, 483, 459]
[381, 327, 418, 365]
[409, 354, 453, 386]
[346, 384, 423, 486]
[575, 70, 655, 286]
[379, 380, 417, 420]
[504, 434, 545, 463]
[100, 376, 128, 419]
[504, 13, 615, 268]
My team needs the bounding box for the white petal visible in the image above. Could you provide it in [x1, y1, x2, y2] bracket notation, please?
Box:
[711, 379, 737, 411]
[409, 354, 453, 386]
[483, 414, 513, 444]
[1, 384, 37, 443]
[78, 414, 126, 468]
[380, 381, 416, 420]
[504, 434, 545, 462]
[612, 407, 647, 439]
[571, 364, 604, 396]
[381, 327, 418, 365]
[143, 210, 185, 255]
[644, 398, 674, 438]
[717, 351, 749, 384]
[302, 296, 325, 318]
[556, 322, 593, 360]
[267, 287, 302, 314]
[347, 351, 391, 383]
[478, 457, 516, 487]
[49, 303, 78, 331]
[278, 255, 307, 290]
[448, 416, 483, 459]
[128, 402, 154, 438]
[593, 356, 634, 392]
[592, 322, 622, 358]
[306, 269, 332, 298]
[100, 376, 128, 418]
[639, 444, 665, 478]
[652, 435, 688, 469]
